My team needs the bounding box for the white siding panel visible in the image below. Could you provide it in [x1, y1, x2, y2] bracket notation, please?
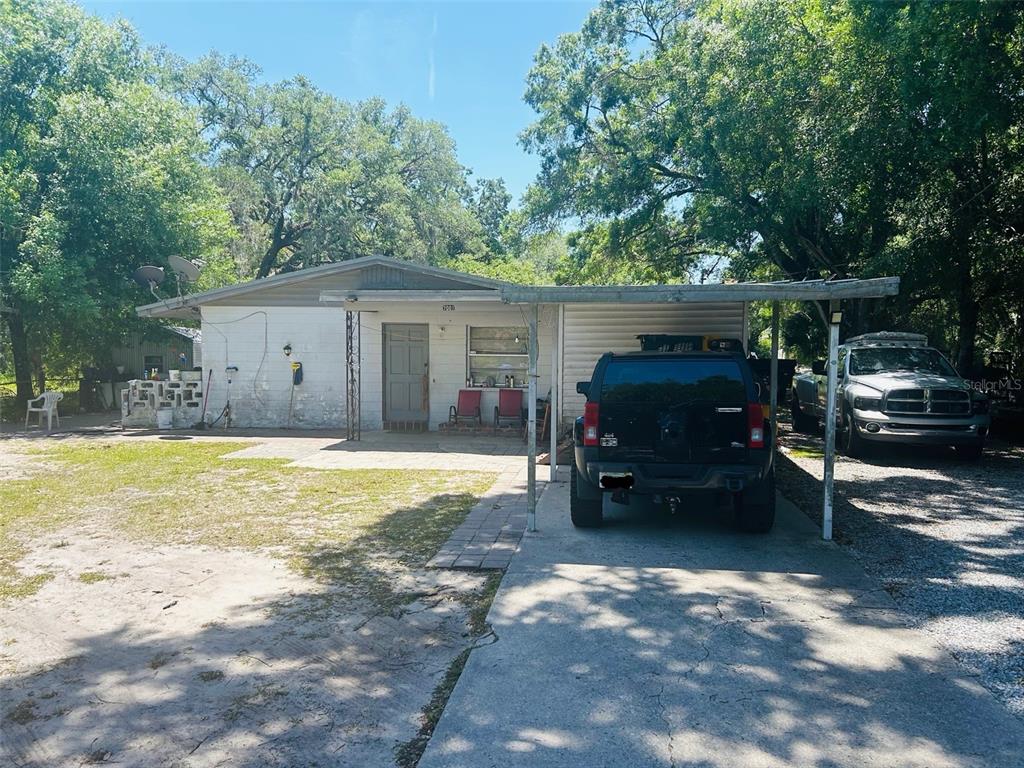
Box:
[559, 302, 746, 427]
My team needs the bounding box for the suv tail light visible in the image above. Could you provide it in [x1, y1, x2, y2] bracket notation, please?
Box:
[583, 402, 599, 446]
[748, 403, 765, 448]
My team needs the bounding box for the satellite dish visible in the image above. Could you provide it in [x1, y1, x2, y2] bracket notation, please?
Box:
[166, 255, 202, 298]
[132, 265, 165, 301]
[133, 265, 165, 287]
[168, 255, 202, 283]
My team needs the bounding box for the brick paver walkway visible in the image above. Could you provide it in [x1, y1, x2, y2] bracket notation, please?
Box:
[427, 465, 545, 570]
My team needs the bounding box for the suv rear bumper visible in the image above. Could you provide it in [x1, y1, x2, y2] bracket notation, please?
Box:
[577, 456, 770, 495]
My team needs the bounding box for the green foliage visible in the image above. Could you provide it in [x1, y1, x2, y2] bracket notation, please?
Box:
[441, 253, 545, 285]
[523, 0, 1024, 369]
[522, 0, 917, 280]
[173, 55, 491, 277]
[2, 1, 563, 394]
[0, 0, 232, 394]
[471, 177, 513, 256]
[445, 205, 571, 285]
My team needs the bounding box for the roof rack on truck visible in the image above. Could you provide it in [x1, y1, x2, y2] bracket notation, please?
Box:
[844, 332, 928, 347]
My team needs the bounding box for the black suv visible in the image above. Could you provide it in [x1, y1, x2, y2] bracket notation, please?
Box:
[572, 351, 775, 532]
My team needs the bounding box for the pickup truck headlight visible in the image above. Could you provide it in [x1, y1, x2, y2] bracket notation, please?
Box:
[853, 396, 882, 411]
[972, 393, 990, 415]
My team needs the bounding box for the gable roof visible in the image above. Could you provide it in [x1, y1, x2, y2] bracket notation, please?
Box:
[136, 255, 511, 318]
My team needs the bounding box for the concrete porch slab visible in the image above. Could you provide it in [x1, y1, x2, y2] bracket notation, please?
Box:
[221, 431, 528, 472]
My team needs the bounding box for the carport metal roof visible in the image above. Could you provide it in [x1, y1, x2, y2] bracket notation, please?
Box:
[514, 276, 901, 542]
[500, 276, 899, 304]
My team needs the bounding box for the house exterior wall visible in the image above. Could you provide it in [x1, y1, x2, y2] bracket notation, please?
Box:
[200, 301, 556, 430]
[201, 306, 348, 428]
[350, 302, 555, 431]
[559, 302, 747, 428]
[200, 298, 744, 431]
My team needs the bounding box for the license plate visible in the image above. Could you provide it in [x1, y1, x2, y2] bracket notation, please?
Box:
[600, 471, 634, 489]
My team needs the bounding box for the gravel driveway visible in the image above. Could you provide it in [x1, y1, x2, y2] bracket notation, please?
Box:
[776, 425, 1024, 720]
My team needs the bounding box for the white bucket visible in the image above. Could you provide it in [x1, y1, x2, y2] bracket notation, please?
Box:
[156, 408, 173, 430]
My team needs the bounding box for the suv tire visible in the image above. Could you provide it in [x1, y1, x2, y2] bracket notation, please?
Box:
[736, 470, 776, 533]
[791, 394, 815, 433]
[570, 464, 603, 528]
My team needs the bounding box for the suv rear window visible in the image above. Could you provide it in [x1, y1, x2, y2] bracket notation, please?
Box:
[601, 360, 747, 404]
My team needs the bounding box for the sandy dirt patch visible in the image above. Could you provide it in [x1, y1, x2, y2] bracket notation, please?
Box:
[0, 438, 500, 767]
[2, 532, 489, 767]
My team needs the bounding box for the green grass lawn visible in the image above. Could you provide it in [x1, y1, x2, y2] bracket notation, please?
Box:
[787, 446, 825, 459]
[0, 440, 495, 602]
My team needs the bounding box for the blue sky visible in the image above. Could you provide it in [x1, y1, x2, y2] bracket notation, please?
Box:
[82, 1, 597, 202]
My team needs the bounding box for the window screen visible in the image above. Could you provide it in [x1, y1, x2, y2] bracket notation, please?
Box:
[467, 327, 528, 388]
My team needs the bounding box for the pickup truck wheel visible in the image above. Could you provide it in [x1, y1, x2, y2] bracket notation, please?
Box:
[955, 441, 984, 461]
[842, 406, 865, 459]
[735, 471, 776, 533]
[791, 394, 814, 433]
[570, 464, 603, 528]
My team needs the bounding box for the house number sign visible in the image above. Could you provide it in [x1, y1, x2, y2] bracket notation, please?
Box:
[441, 304, 456, 312]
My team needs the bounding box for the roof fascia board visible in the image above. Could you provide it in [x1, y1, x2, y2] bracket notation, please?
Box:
[499, 277, 900, 304]
[136, 255, 511, 317]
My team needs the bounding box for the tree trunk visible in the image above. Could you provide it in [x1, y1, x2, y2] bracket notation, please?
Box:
[956, 256, 979, 377]
[257, 241, 285, 279]
[34, 357, 46, 395]
[5, 311, 34, 405]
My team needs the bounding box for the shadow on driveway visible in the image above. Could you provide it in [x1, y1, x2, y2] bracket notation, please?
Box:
[776, 427, 1024, 720]
[419, 481, 1024, 768]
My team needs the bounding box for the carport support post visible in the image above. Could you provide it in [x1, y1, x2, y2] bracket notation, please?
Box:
[770, 301, 779, 447]
[527, 302, 539, 532]
[822, 299, 841, 541]
[549, 309, 559, 482]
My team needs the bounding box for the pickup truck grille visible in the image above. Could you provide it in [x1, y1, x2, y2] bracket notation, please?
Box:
[884, 389, 970, 416]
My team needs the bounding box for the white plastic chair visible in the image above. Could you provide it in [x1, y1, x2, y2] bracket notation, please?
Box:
[25, 391, 63, 431]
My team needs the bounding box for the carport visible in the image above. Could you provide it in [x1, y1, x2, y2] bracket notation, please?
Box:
[503, 277, 900, 541]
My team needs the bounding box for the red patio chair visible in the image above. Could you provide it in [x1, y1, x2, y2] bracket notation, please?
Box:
[449, 389, 482, 425]
[494, 388, 524, 427]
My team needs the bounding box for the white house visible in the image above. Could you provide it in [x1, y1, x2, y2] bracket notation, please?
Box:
[136, 256, 748, 432]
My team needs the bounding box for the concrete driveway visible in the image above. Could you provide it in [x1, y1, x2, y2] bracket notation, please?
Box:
[420, 480, 1024, 768]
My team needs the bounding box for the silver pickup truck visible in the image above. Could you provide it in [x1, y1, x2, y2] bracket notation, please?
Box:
[791, 332, 990, 459]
